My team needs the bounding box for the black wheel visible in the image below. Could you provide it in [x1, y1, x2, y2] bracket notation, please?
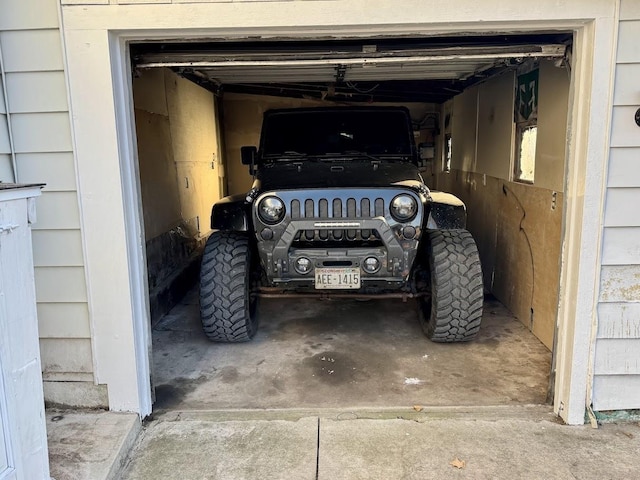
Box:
[419, 229, 483, 342]
[199, 231, 258, 342]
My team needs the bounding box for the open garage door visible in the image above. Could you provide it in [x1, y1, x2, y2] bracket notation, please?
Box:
[133, 36, 568, 103]
[129, 33, 572, 412]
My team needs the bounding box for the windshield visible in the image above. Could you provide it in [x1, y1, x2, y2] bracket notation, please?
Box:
[261, 110, 414, 158]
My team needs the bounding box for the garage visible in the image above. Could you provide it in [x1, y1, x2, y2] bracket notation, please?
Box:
[53, 0, 622, 426]
[126, 33, 570, 411]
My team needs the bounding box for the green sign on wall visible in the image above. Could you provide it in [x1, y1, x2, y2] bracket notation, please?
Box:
[515, 68, 539, 123]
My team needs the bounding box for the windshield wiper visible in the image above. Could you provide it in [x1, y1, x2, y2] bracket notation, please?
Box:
[278, 150, 307, 157]
[341, 150, 412, 163]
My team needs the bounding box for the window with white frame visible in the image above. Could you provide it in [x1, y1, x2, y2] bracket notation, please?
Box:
[514, 66, 539, 183]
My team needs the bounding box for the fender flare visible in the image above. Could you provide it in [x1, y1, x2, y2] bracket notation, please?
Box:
[425, 191, 467, 230]
[210, 194, 250, 231]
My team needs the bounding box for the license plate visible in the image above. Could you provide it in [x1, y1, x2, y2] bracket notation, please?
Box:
[314, 268, 361, 290]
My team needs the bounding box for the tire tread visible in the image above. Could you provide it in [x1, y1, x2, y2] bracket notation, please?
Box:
[199, 231, 258, 342]
[421, 229, 484, 343]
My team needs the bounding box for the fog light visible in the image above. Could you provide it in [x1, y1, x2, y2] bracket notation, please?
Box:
[363, 256, 380, 274]
[295, 257, 312, 274]
[261, 228, 274, 240]
[402, 226, 416, 239]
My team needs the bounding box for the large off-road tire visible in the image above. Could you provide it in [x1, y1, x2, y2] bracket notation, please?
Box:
[199, 231, 258, 342]
[419, 229, 483, 342]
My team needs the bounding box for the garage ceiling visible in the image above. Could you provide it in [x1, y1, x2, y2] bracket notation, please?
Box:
[132, 34, 571, 103]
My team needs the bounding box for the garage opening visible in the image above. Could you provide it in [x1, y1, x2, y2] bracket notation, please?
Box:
[129, 32, 572, 411]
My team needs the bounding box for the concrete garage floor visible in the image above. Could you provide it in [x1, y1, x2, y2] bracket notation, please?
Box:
[152, 288, 551, 411]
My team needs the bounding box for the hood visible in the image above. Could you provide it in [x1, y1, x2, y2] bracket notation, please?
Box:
[257, 160, 423, 191]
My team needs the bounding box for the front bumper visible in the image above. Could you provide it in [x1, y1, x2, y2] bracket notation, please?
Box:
[252, 188, 425, 290]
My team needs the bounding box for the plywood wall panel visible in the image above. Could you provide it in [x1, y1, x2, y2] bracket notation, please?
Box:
[165, 70, 221, 234]
[535, 61, 569, 193]
[450, 172, 501, 290]
[451, 87, 478, 173]
[438, 170, 561, 349]
[133, 69, 169, 115]
[476, 71, 514, 180]
[134, 108, 182, 240]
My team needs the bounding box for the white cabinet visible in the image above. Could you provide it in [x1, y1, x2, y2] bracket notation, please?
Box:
[0, 184, 50, 480]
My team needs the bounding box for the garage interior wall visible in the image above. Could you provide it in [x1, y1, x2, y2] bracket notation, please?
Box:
[592, 6, 640, 411]
[133, 67, 223, 322]
[436, 60, 570, 350]
[0, 0, 105, 408]
[223, 92, 438, 196]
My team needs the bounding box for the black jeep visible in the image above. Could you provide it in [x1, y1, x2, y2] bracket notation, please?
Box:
[200, 106, 483, 343]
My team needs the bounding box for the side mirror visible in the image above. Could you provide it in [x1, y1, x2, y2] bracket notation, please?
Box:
[241, 146, 258, 175]
[241, 146, 257, 165]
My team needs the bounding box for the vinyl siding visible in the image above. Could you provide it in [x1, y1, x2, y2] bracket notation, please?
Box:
[0, 1, 96, 400]
[15, 152, 78, 191]
[37, 303, 91, 339]
[0, 154, 12, 180]
[0, 0, 59, 31]
[0, 121, 10, 153]
[40, 338, 94, 382]
[593, 10, 640, 411]
[597, 303, 640, 339]
[32, 230, 85, 267]
[5, 72, 69, 113]
[0, 74, 11, 181]
[607, 147, 640, 187]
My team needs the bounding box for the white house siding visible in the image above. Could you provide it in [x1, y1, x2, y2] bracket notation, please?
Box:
[592, 0, 640, 411]
[0, 0, 105, 407]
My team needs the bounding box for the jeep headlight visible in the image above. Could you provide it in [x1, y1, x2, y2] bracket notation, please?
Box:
[390, 194, 417, 221]
[258, 196, 285, 224]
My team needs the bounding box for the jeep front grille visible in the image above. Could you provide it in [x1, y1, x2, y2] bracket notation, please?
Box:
[290, 197, 385, 242]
